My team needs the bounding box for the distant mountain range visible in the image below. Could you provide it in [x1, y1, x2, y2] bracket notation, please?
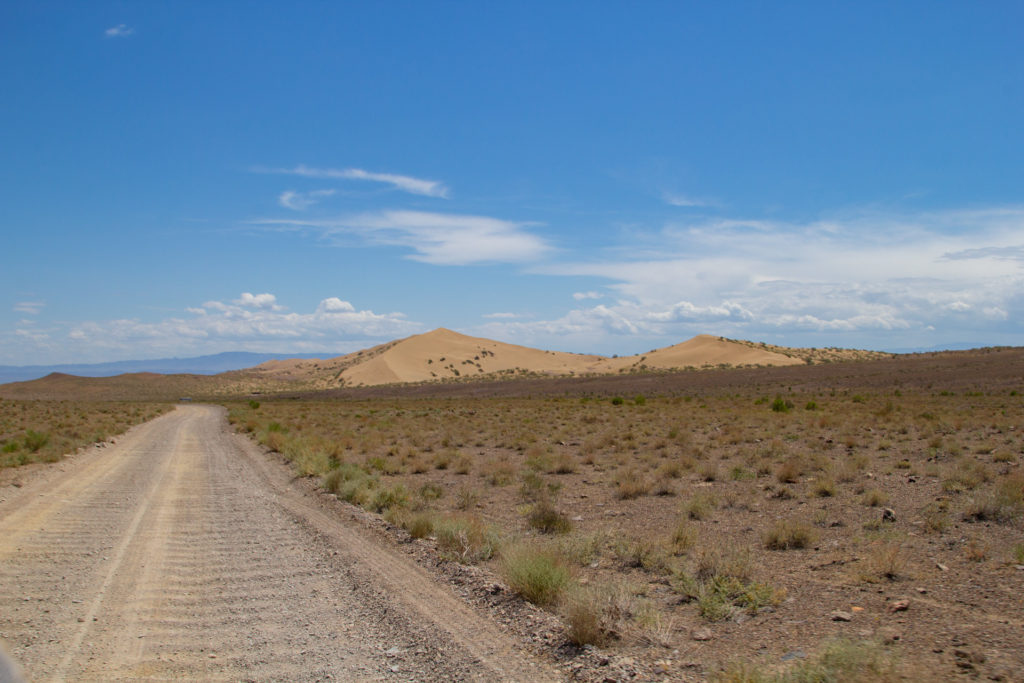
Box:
[0, 352, 333, 384]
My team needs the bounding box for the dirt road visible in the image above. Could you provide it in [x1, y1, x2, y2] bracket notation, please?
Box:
[0, 405, 558, 682]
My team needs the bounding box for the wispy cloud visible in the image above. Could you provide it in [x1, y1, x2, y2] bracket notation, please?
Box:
[104, 24, 134, 38]
[943, 244, 1024, 262]
[253, 210, 551, 265]
[278, 189, 336, 211]
[14, 301, 45, 315]
[259, 165, 450, 198]
[482, 312, 521, 319]
[572, 291, 603, 301]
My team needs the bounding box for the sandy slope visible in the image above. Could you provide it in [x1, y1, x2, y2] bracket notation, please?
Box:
[0, 406, 558, 681]
[294, 329, 803, 388]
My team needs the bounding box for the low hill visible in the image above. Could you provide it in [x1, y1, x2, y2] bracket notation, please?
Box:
[0, 329, 894, 400]
[0, 351, 333, 384]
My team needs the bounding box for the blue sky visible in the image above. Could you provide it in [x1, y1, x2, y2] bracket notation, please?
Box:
[2, 2, 1023, 365]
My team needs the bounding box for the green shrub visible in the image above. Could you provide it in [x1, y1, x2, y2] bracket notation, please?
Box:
[501, 544, 571, 606]
[370, 484, 409, 512]
[23, 430, 49, 453]
[405, 512, 434, 539]
[764, 520, 816, 550]
[561, 584, 610, 646]
[434, 515, 500, 564]
[527, 498, 573, 534]
[716, 638, 900, 682]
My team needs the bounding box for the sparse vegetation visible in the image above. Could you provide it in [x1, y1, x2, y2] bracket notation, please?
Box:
[0, 399, 171, 468]
[220, 348, 1024, 679]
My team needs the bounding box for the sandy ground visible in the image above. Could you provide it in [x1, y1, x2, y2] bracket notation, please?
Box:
[0, 405, 558, 682]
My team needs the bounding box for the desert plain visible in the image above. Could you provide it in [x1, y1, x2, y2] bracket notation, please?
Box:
[1, 333, 1022, 681]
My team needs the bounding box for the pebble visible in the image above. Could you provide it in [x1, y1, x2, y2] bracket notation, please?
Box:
[830, 610, 853, 622]
[888, 599, 910, 613]
[691, 627, 713, 641]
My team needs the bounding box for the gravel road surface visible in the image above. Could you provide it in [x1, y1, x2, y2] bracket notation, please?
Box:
[0, 405, 558, 682]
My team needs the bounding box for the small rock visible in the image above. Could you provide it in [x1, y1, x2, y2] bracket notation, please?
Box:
[691, 627, 713, 641]
[882, 508, 897, 523]
[571, 516, 584, 522]
[830, 610, 853, 622]
[780, 650, 806, 662]
[937, 562, 949, 571]
[888, 599, 910, 613]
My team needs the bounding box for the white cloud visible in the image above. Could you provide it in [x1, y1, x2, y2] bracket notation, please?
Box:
[14, 301, 44, 315]
[253, 210, 551, 265]
[572, 291, 603, 301]
[233, 292, 282, 310]
[104, 24, 134, 38]
[261, 165, 449, 198]
[483, 312, 520, 319]
[317, 297, 355, 313]
[278, 189, 336, 211]
[497, 206, 1024, 348]
[64, 293, 420, 357]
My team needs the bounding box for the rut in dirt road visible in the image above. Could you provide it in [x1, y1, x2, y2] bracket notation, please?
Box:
[0, 405, 559, 682]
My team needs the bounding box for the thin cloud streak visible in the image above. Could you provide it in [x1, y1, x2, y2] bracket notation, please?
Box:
[14, 301, 45, 315]
[259, 165, 450, 198]
[278, 189, 336, 211]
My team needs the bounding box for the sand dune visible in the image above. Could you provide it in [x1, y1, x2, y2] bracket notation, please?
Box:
[598, 334, 805, 373]
[248, 328, 807, 388]
[1, 328, 887, 399]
